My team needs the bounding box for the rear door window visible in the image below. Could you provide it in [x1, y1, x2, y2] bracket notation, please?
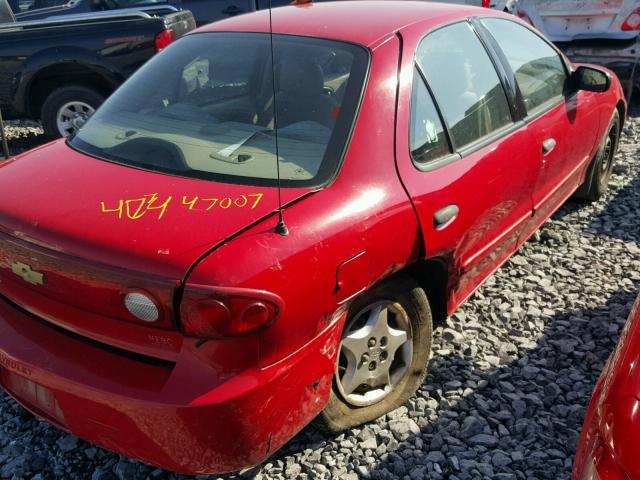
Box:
[415, 22, 512, 150]
[480, 18, 567, 114]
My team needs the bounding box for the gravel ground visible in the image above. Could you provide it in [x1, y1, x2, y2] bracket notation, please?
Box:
[1, 120, 43, 156]
[0, 106, 639, 480]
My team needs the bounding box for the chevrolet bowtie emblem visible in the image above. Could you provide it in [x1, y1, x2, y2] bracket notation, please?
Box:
[11, 262, 44, 286]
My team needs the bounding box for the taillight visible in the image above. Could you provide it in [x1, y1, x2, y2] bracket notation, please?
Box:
[180, 285, 283, 338]
[154, 29, 175, 52]
[482, 0, 490, 7]
[518, 11, 534, 26]
[622, 8, 640, 31]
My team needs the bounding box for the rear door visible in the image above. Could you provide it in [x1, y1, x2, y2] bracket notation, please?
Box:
[479, 17, 601, 239]
[395, 20, 540, 310]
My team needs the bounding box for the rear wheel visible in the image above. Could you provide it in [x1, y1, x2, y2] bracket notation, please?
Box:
[315, 275, 433, 433]
[41, 86, 105, 139]
[574, 110, 620, 202]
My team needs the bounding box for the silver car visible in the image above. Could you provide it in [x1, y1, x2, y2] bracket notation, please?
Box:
[425, 0, 518, 12]
[514, 0, 639, 42]
[514, 0, 639, 98]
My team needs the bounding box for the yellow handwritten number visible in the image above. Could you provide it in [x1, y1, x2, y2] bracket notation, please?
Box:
[202, 198, 219, 211]
[124, 193, 173, 220]
[100, 200, 124, 219]
[182, 196, 199, 210]
[247, 193, 263, 209]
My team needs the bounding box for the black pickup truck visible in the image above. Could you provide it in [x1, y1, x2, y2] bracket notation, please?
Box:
[12, 0, 293, 28]
[0, 0, 195, 137]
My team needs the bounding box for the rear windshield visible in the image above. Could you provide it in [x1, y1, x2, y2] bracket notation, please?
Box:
[70, 32, 370, 188]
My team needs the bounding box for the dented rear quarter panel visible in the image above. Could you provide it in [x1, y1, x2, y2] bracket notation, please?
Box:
[184, 34, 422, 367]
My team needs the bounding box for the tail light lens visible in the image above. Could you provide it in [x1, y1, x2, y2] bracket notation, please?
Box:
[180, 285, 283, 338]
[482, 0, 490, 7]
[622, 8, 640, 31]
[154, 29, 175, 52]
[518, 11, 534, 26]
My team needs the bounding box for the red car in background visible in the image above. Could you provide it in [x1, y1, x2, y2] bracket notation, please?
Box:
[0, 1, 627, 474]
[574, 294, 640, 480]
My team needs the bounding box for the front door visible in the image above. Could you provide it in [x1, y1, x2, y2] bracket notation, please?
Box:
[478, 17, 601, 241]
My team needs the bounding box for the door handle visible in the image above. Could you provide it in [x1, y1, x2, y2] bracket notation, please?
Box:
[542, 138, 557, 155]
[222, 5, 244, 15]
[434, 204, 459, 230]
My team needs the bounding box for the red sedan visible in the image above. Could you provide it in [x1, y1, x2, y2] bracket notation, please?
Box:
[0, 1, 627, 474]
[574, 294, 640, 480]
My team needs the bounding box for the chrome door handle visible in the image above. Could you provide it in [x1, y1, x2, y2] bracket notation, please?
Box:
[542, 138, 557, 155]
[434, 204, 459, 230]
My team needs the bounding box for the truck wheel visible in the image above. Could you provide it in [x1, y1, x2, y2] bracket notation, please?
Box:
[315, 275, 433, 433]
[573, 110, 620, 203]
[41, 86, 105, 139]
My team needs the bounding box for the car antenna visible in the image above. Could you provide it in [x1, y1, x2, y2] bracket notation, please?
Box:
[268, 0, 288, 236]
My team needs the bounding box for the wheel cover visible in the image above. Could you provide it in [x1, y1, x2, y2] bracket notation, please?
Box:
[336, 300, 413, 407]
[56, 101, 95, 138]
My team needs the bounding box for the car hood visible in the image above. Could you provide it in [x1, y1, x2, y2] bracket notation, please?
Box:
[0, 140, 309, 279]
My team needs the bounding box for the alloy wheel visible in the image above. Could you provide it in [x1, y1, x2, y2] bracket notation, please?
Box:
[336, 301, 413, 407]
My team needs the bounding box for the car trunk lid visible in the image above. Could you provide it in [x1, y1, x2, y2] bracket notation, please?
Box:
[0, 140, 307, 337]
[520, 0, 637, 41]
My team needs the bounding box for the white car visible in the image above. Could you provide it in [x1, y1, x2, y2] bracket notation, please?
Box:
[424, 0, 518, 12]
[514, 0, 639, 99]
[514, 0, 639, 42]
[492, 0, 518, 11]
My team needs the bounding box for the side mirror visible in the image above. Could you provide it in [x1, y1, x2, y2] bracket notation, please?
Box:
[574, 66, 611, 93]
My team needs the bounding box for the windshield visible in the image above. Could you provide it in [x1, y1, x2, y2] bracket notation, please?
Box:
[70, 32, 369, 188]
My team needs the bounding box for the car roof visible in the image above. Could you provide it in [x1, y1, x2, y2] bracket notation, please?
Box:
[196, 1, 488, 48]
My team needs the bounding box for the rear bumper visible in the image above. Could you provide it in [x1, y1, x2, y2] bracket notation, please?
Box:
[558, 38, 640, 97]
[0, 295, 341, 474]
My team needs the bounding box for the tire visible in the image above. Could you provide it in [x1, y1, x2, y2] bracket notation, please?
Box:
[41, 85, 105, 139]
[573, 110, 620, 202]
[315, 275, 433, 433]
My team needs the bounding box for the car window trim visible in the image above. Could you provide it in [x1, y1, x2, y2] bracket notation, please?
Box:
[413, 63, 455, 153]
[476, 15, 573, 79]
[475, 15, 575, 122]
[409, 18, 518, 171]
[522, 96, 565, 124]
[457, 120, 525, 158]
[469, 17, 523, 122]
[470, 17, 527, 120]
